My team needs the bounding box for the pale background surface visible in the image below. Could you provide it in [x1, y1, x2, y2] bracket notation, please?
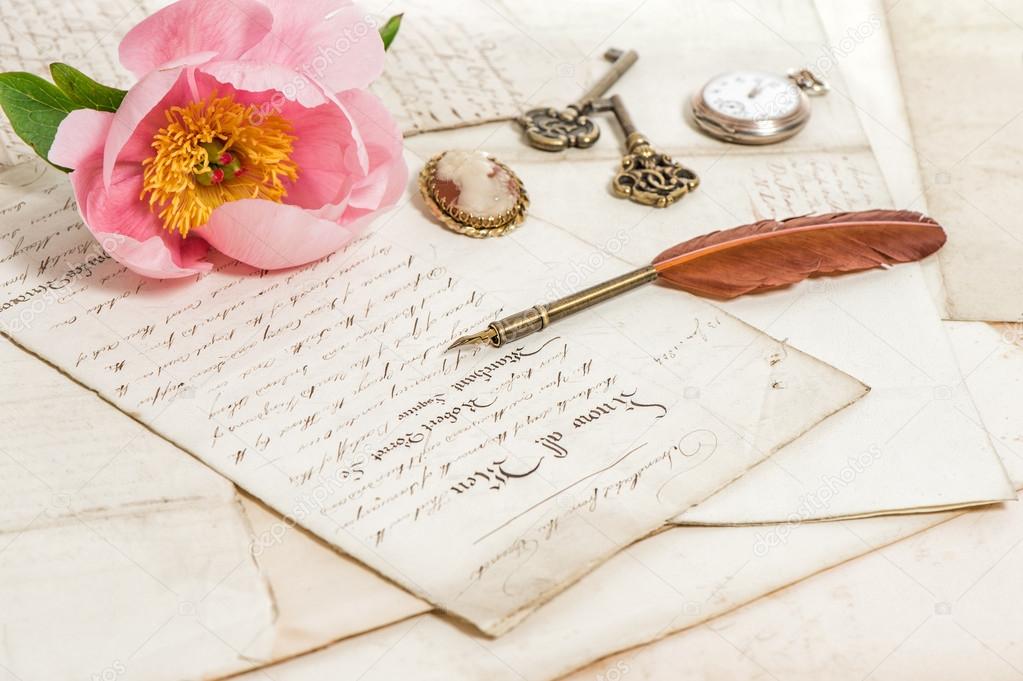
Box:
[0, 0, 1020, 679]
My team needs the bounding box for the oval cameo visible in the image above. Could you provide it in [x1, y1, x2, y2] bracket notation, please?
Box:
[420, 150, 528, 238]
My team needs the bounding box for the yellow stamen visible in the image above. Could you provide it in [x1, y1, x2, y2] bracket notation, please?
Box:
[141, 94, 299, 237]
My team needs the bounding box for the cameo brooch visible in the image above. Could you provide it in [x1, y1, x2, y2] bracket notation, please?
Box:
[419, 150, 529, 238]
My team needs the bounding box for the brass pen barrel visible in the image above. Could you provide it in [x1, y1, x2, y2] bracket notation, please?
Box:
[449, 266, 658, 350]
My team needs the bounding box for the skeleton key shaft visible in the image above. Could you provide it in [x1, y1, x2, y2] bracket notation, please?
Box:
[597, 95, 700, 208]
[603, 94, 638, 137]
[571, 48, 639, 110]
[519, 48, 639, 152]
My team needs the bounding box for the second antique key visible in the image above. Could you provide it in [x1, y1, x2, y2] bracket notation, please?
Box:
[518, 48, 638, 152]
[597, 95, 700, 208]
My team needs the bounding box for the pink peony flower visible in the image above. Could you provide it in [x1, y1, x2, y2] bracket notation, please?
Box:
[49, 0, 407, 278]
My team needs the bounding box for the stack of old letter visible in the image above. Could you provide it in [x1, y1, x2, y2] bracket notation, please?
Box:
[1, 0, 1020, 679]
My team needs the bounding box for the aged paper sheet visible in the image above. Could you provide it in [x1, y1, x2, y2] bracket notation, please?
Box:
[571, 501, 1023, 681]
[223, 325, 1023, 681]
[0, 158, 863, 634]
[887, 0, 1023, 322]
[220, 323, 1023, 681]
[395, 0, 1014, 524]
[218, 0, 1023, 676]
[370, 3, 588, 136]
[0, 0, 155, 165]
[947, 320, 1023, 487]
[0, 338, 280, 680]
[231, 510, 958, 681]
[223, 319, 1023, 681]
[610, 1, 1017, 522]
[812, 0, 947, 315]
[238, 498, 430, 658]
[0, 0, 600, 163]
[563, 321, 1023, 681]
[0, 329, 431, 681]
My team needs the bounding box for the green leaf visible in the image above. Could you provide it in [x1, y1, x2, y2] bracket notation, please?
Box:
[0, 72, 77, 167]
[49, 63, 126, 112]
[380, 13, 403, 51]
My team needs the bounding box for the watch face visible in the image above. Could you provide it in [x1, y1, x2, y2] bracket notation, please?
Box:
[702, 71, 801, 122]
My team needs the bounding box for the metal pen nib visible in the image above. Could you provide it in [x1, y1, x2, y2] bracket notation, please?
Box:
[444, 266, 659, 352]
[446, 326, 498, 351]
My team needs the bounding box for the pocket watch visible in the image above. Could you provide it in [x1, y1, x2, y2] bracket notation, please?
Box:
[690, 68, 828, 145]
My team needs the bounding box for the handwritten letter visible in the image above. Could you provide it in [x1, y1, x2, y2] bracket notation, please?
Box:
[0, 163, 864, 633]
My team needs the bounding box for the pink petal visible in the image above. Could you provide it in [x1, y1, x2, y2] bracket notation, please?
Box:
[102, 68, 185, 189]
[314, 88, 369, 176]
[160, 50, 220, 71]
[308, 198, 351, 223]
[197, 200, 356, 270]
[200, 61, 327, 108]
[337, 90, 407, 213]
[242, 1, 385, 93]
[119, 0, 273, 78]
[49, 109, 113, 170]
[70, 156, 211, 279]
[205, 65, 370, 175]
[93, 231, 212, 279]
[345, 152, 408, 215]
[267, 88, 407, 220]
[279, 100, 354, 209]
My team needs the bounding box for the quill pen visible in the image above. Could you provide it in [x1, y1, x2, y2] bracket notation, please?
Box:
[447, 210, 945, 350]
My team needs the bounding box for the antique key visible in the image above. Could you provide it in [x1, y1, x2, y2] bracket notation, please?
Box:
[518, 48, 639, 152]
[597, 95, 699, 208]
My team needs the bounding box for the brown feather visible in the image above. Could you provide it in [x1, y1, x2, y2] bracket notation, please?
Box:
[652, 210, 946, 299]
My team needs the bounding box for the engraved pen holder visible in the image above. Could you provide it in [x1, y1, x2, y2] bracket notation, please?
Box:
[485, 266, 658, 346]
